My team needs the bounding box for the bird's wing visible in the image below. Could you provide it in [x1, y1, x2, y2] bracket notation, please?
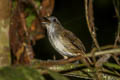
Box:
[59, 29, 86, 55]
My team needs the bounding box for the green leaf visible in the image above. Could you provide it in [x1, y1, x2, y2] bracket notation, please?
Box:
[47, 69, 69, 80]
[26, 15, 36, 28]
[0, 66, 45, 80]
[35, 0, 41, 8]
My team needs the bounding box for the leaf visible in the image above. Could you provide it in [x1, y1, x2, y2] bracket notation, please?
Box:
[0, 66, 45, 80]
[0, 66, 69, 80]
[35, 0, 41, 8]
[26, 15, 36, 28]
[47, 69, 69, 80]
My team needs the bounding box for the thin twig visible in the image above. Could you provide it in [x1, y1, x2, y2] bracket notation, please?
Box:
[112, 0, 120, 65]
[84, 0, 100, 50]
[84, 2, 104, 76]
[113, 0, 120, 46]
[87, 48, 120, 57]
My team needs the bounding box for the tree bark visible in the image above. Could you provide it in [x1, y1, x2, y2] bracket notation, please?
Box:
[0, 0, 11, 67]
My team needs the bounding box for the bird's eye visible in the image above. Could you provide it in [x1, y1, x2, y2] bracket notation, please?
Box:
[53, 18, 57, 22]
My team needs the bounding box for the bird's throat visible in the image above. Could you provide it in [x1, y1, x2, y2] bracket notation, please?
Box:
[47, 24, 55, 34]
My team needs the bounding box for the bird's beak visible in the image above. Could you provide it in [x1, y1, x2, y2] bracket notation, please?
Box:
[40, 17, 50, 29]
[40, 17, 50, 24]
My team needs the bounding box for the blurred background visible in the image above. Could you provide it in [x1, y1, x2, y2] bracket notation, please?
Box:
[34, 0, 117, 60]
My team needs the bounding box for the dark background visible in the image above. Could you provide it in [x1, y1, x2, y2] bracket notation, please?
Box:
[34, 0, 117, 60]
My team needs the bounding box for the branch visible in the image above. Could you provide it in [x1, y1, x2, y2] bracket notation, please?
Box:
[31, 55, 86, 68]
[113, 0, 120, 47]
[84, 0, 100, 50]
[112, 0, 120, 65]
[31, 46, 120, 68]
[87, 48, 120, 57]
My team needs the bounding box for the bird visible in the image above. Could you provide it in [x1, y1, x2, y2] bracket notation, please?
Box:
[41, 16, 91, 66]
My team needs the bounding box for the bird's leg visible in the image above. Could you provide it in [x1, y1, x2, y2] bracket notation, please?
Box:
[53, 55, 56, 60]
[63, 56, 68, 59]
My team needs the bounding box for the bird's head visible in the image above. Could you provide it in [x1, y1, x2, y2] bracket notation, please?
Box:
[41, 16, 62, 31]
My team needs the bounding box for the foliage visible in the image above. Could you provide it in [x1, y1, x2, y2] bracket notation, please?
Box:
[0, 66, 69, 80]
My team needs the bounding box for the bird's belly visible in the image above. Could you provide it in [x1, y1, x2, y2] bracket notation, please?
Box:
[49, 36, 73, 57]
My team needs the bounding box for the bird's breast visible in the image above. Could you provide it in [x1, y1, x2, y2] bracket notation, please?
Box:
[48, 32, 75, 57]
